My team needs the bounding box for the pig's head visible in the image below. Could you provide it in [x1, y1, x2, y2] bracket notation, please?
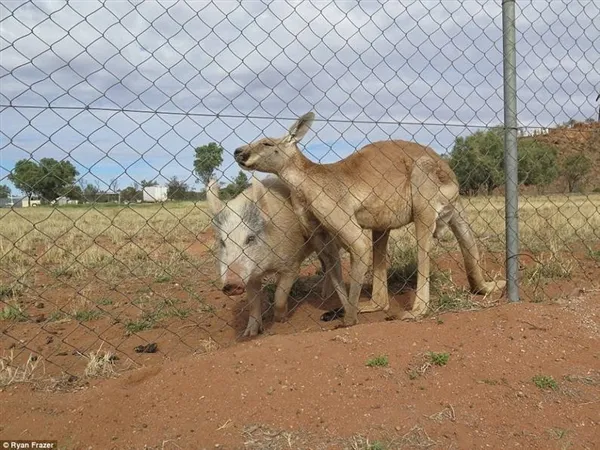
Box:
[207, 176, 271, 296]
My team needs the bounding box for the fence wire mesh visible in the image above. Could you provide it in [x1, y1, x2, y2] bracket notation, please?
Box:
[0, 0, 599, 391]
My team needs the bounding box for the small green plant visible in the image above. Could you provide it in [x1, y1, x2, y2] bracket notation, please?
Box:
[97, 298, 113, 306]
[532, 374, 558, 390]
[368, 442, 386, 450]
[366, 355, 389, 368]
[0, 283, 23, 299]
[198, 302, 216, 314]
[48, 310, 69, 322]
[165, 306, 190, 319]
[0, 302, 28, 322]
[73, 309, 102, 322]
[587, 248, 600, 262]
[160, 299, 191, 319]
[547, 428, 568, 440]
[155, 273, 172, 283]
[125, 313, 157, 333]
[428, 352, 450, 366]
[187, 291, 216, 313]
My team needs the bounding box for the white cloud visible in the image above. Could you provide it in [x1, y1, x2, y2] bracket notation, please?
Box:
[1, 0, 599, 192]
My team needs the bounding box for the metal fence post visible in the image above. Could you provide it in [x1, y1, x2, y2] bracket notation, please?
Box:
[502, 0, 520, 302]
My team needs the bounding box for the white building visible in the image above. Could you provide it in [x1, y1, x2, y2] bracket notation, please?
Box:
[143, 185, 168, 202]
[0, 196, 41, 208]
[54, 196, 79, 206]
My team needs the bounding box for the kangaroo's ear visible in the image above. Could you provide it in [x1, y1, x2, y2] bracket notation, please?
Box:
[286, 112, 315, 143]
[206, 178, 224, 216]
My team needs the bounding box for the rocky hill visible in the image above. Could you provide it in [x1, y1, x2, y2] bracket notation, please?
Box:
[523, 120, 600, 193]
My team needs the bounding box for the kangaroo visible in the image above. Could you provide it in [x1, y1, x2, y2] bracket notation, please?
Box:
[233, 112, 505, 327]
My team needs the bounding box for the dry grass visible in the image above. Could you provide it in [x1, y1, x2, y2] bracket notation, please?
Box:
[0, 202, 212, 285]
[0, 350, 42, 387]
[388, 193, 600, 255]
[0, 300, 29, 321]
[241, 424, 437, 450]
[84, 347, 117, 378]
[198, 337, 219, 354]
[0, 194, 599, 322]
[385, 193, 600, 302]
[349, 426, 436, 449]
[1, 195, 598, 283]
[2, 195, 598, 286]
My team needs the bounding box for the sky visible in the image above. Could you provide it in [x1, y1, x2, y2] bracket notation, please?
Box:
[1, 0, 599, 194]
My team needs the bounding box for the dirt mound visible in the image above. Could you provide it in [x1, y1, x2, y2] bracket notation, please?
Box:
[1, 299, 599, 449]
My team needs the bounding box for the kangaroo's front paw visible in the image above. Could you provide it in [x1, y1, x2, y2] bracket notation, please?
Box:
[473, 280, 506, 295]
[341, 314, 358, 327]
[401, 310, 425, 321]
[273, 310, 287, 323]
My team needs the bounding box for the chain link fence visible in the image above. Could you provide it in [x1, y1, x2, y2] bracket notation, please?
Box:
[1, 0, 599, 388]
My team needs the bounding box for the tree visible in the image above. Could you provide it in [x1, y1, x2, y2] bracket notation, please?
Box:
[62, 185, 84, 202]
[8, 160, 41, 200]
[561, 154, 591, 193]
[83, 183, 100, 202]
[35, 158, 79, 202]
[232, 171, 250, 194]
[518, 140, 559, 191]
[140, 179, 158, 188]
[185, 189, 206, 201]
[0, 184, 10, 199]
[449, 128, 504, 195]
[167, 176, 188, 201]
[193, 142, 223, 186]
[221, 171, 251, 200]
[120, 186, 141, 203]
[450, 129, 560, 195]
[8, 158, 78, 202]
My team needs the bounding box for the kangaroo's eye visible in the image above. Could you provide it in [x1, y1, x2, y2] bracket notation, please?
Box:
[219, 239, 226, 248]
[264, 142, 274, 147]
[245, 235, 256, 245]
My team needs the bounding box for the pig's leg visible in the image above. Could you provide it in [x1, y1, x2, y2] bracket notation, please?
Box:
[243, 278, 264, 337]
[273, 269, 299, 322]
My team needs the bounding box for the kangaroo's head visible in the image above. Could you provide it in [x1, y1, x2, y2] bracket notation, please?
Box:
[234, 112, 315, 174]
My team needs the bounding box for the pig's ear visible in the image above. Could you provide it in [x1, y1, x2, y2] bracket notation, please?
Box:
[250, 174, 268, 209]
[207, 178, 224, 216]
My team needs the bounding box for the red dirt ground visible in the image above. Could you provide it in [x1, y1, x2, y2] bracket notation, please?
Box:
[1, 297, 599, 449]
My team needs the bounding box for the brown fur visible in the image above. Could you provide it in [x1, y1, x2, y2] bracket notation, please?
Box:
[234, 112, 505, 326]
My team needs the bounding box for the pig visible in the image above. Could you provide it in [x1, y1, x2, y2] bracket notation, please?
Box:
[207, 175, 342, 337]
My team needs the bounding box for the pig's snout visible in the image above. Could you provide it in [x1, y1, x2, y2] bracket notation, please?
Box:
[223, 282, 245, 296]
[222, 269, 245, 295]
